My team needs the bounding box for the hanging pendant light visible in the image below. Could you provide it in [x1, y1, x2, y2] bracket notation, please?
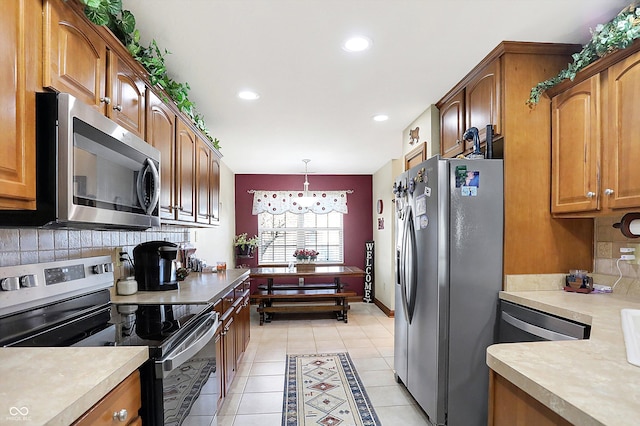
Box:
[299, 159, 314, 207]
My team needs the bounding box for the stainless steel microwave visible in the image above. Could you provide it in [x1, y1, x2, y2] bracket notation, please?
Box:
[0, 93, 160, 229]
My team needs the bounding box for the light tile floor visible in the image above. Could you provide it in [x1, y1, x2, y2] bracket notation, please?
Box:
[210, 302, 430, 426]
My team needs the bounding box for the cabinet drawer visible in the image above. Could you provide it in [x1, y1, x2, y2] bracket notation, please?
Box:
[72, 370, 141, 426]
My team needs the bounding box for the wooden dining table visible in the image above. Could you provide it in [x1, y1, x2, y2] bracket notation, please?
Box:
[249, 265, 365, 293]
[249, 265, 365, 324]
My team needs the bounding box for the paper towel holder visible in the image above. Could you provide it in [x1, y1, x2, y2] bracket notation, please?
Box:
[613, 213, 640, 238]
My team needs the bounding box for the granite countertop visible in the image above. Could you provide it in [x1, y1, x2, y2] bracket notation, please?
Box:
[488, 290, 640, 425]
[111, 268, 250, 305]
[0, 347, 148, 425]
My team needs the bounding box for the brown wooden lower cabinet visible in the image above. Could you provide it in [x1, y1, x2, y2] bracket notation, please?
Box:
[216, 279, 251, 409]
[72, 370, 141, 426]
[488, 370, 572, 426]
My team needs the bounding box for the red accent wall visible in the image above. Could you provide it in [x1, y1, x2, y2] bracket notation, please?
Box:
[235, 174, 372, 295]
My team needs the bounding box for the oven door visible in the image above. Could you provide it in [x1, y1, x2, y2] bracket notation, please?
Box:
[151, 310, 220, 426]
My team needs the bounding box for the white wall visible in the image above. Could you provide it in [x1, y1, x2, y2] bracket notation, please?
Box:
[370, 104, 440, 313]
[372, 159, 403, 311]
[401, 105, 440, 161]
[189, 160, 236, 267]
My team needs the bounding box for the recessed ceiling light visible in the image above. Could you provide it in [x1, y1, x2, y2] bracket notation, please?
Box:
[343, 36, 372, 52]
[372, 114, 388, 122]
[238, 90, 260, 100]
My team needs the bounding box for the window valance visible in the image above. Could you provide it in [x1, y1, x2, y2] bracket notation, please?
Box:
[251, 190, 349, 215]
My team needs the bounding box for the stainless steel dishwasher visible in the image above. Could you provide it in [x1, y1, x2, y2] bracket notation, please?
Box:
[499, 300, 590, 342]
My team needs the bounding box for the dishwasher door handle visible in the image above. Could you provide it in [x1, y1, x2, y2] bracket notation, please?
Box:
[501, 311, 578, 341]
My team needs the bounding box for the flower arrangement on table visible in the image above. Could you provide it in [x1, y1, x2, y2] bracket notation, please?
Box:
[293, 249, 319, 262]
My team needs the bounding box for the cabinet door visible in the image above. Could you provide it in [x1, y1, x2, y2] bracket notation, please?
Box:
[196, 138, 211, 224]
[176, 118, 197, 222]
[551, 75, 600, 214]
[146, 90, 176, 220]
[209, 155, 220, 224]
[0, 0, 39, 209]
[72, 371, 142, 426]
[222, 314, 237, 395]
[215, 329, 225, 407]
[43, 0, 108, 113]
[605, 52, 640, 209]
[439, 90, 465, 157]
[108, 54, 146, 138]
[466, 58, 501, 146]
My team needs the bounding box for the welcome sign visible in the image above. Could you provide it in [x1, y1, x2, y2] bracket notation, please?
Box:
[364, 241, 374, 303]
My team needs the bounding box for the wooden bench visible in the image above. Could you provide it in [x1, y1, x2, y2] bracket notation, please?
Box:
[252, 289, 356, 325]
[256, 283, 341, 291]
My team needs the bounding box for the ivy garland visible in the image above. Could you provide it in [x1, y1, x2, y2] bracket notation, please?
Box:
[527, 2, 640, 108]
[72, 0, 221, 149]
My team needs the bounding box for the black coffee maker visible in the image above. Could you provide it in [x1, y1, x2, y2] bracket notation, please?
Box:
[133, 241, 179, 291]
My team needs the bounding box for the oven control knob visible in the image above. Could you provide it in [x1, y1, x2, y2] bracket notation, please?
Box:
[104, 262, 114, 272]
[1, 277, 20, 291]
[20, 274, 37, 288]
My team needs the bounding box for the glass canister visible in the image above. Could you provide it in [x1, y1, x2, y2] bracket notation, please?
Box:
[116, 276, 138, 295]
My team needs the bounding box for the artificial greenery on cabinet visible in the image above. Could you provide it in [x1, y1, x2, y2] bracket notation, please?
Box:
[72, 0, 221, 150]
[527, 1, 640, 107]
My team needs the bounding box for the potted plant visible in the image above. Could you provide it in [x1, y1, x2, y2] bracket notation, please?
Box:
[234, 233, 259, 257]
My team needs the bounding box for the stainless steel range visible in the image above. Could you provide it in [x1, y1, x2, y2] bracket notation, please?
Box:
[0, 256, 219, 426]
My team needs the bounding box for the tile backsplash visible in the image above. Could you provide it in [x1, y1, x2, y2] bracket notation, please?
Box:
[0, 226, 190, 278]
[594, 216, 640, 294]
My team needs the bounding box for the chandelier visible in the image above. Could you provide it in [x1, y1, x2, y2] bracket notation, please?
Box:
[299, 159, 314, 207]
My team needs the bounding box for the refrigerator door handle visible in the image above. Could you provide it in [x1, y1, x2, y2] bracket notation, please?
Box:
[405, 206, 418, 322]
[399, 207, 411, 324]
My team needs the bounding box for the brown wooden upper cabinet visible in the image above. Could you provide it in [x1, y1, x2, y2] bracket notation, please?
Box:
[0, 0, 40, 209]
[437, 58, 501, 158]
[551, 76, 600, 214]
[550, 40, 640, 216]
[146, 89, 177, 221]
[438, 90, 465, 157]
[44, 0, 146, 139]
[465, 58, 501, 148]
[176, 118, 197, 223]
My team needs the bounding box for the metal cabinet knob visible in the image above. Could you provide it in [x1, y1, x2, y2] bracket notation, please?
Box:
[586, 191, 595, 198]
[113, 105, 123, 111]
[604, 188, 615, 195]
[112, 409, 128, 422]
[100, 96, 111, 104]
[456, 139, 461, 145]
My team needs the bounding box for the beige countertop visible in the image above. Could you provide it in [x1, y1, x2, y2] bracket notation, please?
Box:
[488, 290, 640, 425]
[111, 268, 250, 304]
[0, 346, 148, 425]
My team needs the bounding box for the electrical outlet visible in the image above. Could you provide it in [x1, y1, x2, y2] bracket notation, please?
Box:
[621, 254, 636, 261]
[114, 247, 124, 267]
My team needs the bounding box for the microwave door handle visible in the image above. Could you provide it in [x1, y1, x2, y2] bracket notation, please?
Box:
[146, 158, 160, 215]
[157, 312, 219, 378]
[136, 158, 160, 215]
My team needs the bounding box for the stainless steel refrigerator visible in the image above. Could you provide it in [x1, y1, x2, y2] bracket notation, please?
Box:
[393, 156, 504, 426]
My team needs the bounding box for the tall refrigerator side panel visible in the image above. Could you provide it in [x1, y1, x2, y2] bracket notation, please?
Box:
[406, 156, 449, 425]
[446, 159, 504, 426]
[393, 171, 409, 385]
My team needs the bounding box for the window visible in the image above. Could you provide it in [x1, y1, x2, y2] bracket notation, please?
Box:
[257, 211, 343, 264]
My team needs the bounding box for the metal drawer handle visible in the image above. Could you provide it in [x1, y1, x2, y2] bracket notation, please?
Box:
[113, 105, 123, 111]
[113, 409, 128, 422]
[502, 311, 578, 341]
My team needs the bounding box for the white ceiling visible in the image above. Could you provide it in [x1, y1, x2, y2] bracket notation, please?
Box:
[122, 0, 629, 175]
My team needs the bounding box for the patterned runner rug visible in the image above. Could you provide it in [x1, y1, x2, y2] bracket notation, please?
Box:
[283, 353, 381, 426]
